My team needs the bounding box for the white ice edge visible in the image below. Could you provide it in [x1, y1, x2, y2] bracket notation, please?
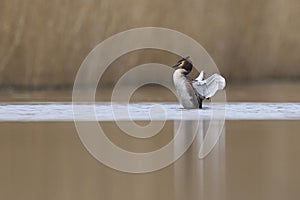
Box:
[0, 102, 299, 121]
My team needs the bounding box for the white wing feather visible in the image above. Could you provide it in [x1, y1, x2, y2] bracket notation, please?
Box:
[192, 72, 226, 98]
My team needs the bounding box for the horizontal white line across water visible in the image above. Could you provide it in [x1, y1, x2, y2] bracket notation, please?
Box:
[0, 102, 299, 121]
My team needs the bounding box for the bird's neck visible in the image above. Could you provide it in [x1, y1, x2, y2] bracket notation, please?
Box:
[176, 68, 190, 76]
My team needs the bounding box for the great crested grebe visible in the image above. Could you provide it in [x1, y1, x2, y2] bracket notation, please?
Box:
[172, 56, 226, 109]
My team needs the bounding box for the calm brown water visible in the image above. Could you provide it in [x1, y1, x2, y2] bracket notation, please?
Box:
[0, 83, 299, 200]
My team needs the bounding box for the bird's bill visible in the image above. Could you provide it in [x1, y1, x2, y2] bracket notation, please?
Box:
[172, 62, 181, 68]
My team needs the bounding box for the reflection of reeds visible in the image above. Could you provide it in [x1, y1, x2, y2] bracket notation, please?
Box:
[0, 0, 299, 88]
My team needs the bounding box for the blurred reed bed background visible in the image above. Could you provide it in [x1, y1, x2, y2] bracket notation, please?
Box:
[0, 0, 299, 93]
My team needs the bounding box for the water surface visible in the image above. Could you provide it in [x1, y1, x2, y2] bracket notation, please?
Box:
[0, 83, 299, 200]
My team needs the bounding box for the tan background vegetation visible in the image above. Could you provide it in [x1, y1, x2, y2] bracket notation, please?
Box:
[0, 0, 299, 88]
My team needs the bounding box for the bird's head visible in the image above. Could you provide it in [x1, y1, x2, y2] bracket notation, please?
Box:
[172, 56, 193, 75]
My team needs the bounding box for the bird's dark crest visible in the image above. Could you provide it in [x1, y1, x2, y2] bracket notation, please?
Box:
[178, 56, 191, 63]
[172, 56, 193, 71]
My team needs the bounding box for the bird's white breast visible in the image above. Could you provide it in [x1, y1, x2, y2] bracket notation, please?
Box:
[173, 69, 198, 109]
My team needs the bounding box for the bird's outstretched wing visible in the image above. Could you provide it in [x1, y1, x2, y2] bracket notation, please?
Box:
[192, 71, 226, 99]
